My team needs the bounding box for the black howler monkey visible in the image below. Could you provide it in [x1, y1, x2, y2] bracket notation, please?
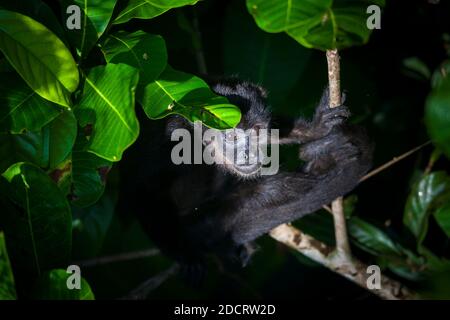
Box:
[118, 78, 372, 271]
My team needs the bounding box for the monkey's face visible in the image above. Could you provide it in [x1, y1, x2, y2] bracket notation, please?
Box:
[204, 125, 269, 178]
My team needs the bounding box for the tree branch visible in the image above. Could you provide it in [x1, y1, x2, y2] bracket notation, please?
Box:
[75, 248, 160, 268]
[270, 224, 416, 300]
[326, 49, 352, 259]
[360, 141, 431, 182]
[121, 264, 180, 300]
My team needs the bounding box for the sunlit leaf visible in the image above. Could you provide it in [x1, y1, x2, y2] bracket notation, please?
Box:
[113, 0, 199, 25]
[246, 0, 385, 50]
[0, 0, 67, 43]
[102, 30, 168, 85]
[62, 0, 117, 59]
[75, 63, 140, 161]
[0, 10, 79, 107]
[0, 73, 61, 134]
[140, 65, 241, 129]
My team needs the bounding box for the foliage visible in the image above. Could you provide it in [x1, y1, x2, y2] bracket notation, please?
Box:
[0, 0, 449, 300]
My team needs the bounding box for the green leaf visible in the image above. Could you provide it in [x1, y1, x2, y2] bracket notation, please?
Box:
[102, 30, 168, 85]
[402, 57, 431, 81]
[62, 0, 117, 59]
[31, 269, 95, 300]
[223, 0, 311, 107]
[71, 137, 112, 207]
[46, 110, 78, 168]
[0, 232, 17, 300]
[246, 0, 385, 50]
[0, 163, 72, 277]
[425, 76, 450, 159]
[0, 10, 79, 107]
[0, 0, 67, 43]
[113, 0, 199, 25]
[0, 110, 77, 172]
[140, 65, 241, 129]
[348, 217, 403, 256]
[434, 202, 450, 237]
[75, 63, 140, 161]
[403, 172, 450, 244]
[0, 132, 50, 172]
[0, 72, 61, 134]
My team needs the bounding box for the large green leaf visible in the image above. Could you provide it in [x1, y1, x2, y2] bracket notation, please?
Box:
[246, 0, 385, 50]
[62, 0, 117, 59]
[31, 269, 95, 300]
[102, 30, 168, 85]
[75, 63, 140, 161]
[403, 172, 450, 244]
[0, 0, 67, 43]
[140, 65, 241, 129]
[113, 0, 199, 25]
[0, 163, 72, 277]
[0, 73, 61, 134]
[0, 110, 77, 172]
[0, 10, 79, 107]
[425, 76, 450, 159]
[223, 0, 311, 107]
[0, 232, 17, 300]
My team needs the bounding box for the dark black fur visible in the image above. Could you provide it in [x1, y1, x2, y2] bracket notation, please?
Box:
[119, 79, 372, 269]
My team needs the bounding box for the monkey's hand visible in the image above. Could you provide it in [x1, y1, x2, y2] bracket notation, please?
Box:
[289, 89, 350, 144]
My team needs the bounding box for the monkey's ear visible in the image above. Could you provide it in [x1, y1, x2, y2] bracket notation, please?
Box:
[252, 84, 268, 99]
[241, 81, 268, 99]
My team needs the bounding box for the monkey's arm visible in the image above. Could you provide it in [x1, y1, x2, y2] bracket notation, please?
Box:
[188, 123, 372, 253]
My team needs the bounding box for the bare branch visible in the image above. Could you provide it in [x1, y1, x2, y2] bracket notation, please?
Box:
[121, 264, 180, 300]
[326, 49, 341, 108]
[331, 197, 351, 257]
[360, 141, 431, 182]
[326, 49, 351, 258]
[270, 224, 416, 300]
[75, 248, 160, 268]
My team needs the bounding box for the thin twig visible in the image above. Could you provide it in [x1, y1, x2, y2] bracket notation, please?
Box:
[360, 141, 431, 182]
[121, 264, 180, 300]
[326, 49, 341, 108]
[75, 248, 160, 268]
[326, 49, 352, 259]
[321, 140, 431, 213]
[270, 224, 416, 300]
